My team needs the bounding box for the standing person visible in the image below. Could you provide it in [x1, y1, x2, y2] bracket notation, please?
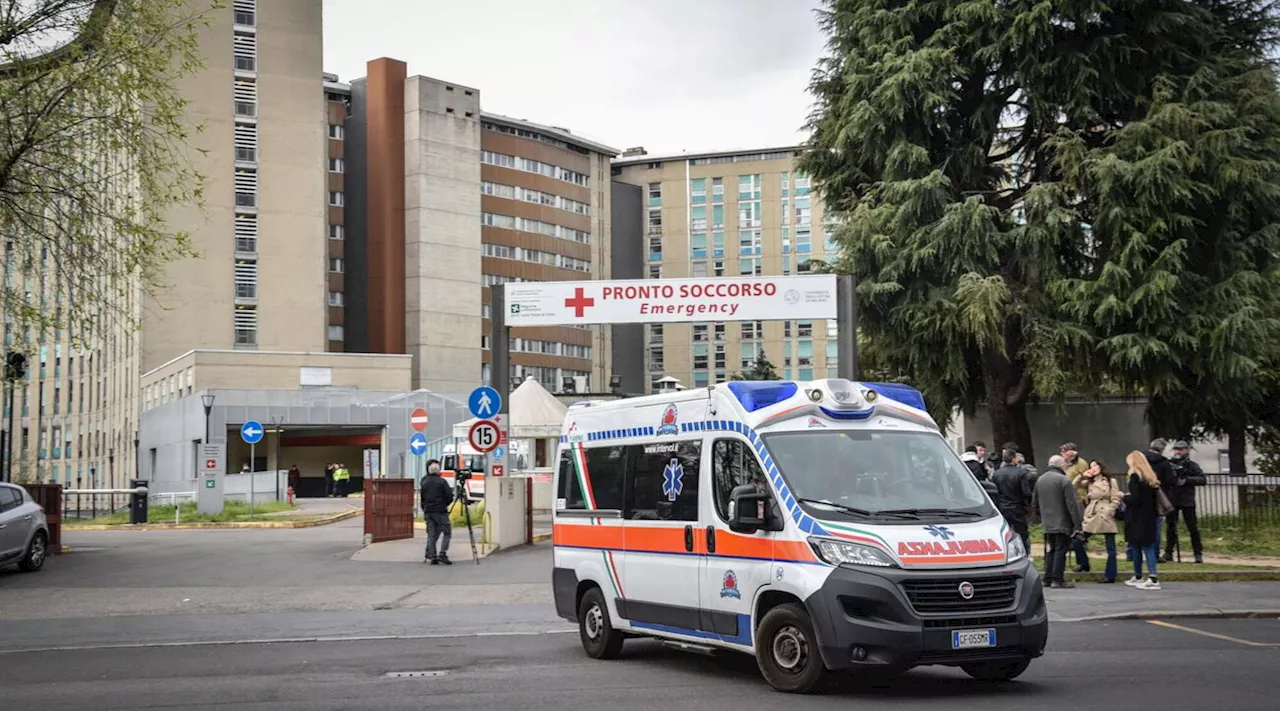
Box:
[1144, 438, 1177, 555]
[991, 448, 1034, 553]
[962, 442, 988, 481]
[324, 462, 336, 498]
[1165, 440, 1207, 563]
[1124, 450, 1163, 590]
[1033, 455, 1084, 589]
[1061, 442, 1091, 571]
[287, 465, 301, 493]
[1080, 459, 1123, 583]
[420, 459, 454, 565]
[332, 463, 350, 497]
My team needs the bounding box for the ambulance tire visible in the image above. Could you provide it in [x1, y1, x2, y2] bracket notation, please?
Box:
[755, 603, 827, 694]
[578, 587, 625, 659]
[961, 657, 1031, 682]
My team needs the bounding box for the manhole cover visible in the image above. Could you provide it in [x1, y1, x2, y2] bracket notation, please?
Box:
[384, 670, 449, 678]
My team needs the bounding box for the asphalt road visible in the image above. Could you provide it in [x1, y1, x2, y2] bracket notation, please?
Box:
[3, 620, 1278, 710]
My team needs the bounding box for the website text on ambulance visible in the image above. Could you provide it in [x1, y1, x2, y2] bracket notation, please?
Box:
[602, 282, 778, 318]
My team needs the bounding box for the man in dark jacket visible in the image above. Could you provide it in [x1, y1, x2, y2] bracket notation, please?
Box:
[420, 459, 454, 565]
[1164, 440, 1207, 563]
[1144, 438, 1177, 555]
[1033, 455, 1084, 588]
[991, 449, 1034, 553]
[961, 442, 989, 481]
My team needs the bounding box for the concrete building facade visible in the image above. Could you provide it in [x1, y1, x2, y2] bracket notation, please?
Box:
[613, 148, 841, 392]
[344, 58, 622, 394]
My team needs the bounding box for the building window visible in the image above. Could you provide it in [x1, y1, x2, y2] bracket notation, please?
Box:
[329, 224, 344, 239]
[328, 191, 344, 206]
[648, 264, 661, 278]
[233, 0, 255, 26]
[234, 192, 256, 208]
[328, 158, 344, 173]
[329, 258, 344, 273]
[711, 177, 723, 202]
[235, 328, 256, 346]
[327, 325, 344, 341]
[234, 54, 256, 72]
[328, 291, 344, 307]
[329, 124, 344, 139]
[235, 146, 257, 163]
[648, 182, 661, 205]
[234, 100, 256, 118]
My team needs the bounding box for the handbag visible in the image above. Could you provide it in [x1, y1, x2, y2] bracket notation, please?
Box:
[1156, 487, 1175, 517]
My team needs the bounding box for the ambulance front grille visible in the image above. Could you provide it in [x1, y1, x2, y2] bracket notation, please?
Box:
[901, 575, 1018, 615]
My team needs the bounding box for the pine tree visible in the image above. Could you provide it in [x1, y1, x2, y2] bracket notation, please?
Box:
[801, 1, 1280, 461]
[747, 350, 780, 381]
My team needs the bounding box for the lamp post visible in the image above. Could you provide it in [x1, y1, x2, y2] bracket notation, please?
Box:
[133, 430, 140, 481]
[201, 393, 216, 443]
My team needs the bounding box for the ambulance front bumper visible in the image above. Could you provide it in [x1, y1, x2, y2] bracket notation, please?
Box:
[803, 558, 1048, 671]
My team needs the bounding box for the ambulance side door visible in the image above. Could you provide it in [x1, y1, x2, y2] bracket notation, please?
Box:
[699, 435, 774, 646]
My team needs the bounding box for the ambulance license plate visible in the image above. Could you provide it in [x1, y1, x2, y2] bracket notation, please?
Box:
[951, 629, 995, 649]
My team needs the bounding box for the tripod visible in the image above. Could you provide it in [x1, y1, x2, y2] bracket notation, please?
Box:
[455, 479, 480, 565]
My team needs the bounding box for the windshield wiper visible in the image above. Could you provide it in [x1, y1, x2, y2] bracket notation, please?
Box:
[874, 508, 983, 519]
[797, 498, 875, 518]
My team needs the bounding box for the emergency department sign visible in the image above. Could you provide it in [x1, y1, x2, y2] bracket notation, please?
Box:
[504, 275, 838, 326]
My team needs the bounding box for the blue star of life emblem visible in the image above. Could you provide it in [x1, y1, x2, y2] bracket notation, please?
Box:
[662, 458, 684, 501]
[924, 525, 954, 540]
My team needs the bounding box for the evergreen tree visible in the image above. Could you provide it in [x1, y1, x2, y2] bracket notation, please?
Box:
[801, 1, 1280, 460]
[747, 350, 780, 381]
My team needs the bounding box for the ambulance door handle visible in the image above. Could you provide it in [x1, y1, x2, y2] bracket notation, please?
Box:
[684, 525, 694, 552]
[705, 526, 716, 554]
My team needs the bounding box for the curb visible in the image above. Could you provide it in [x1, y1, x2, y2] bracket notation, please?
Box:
[63, 508, 362, 531]
[1057, 609, 1280, 623]
[1065, 570, 1280, 583]
[532, 532, 552, 543]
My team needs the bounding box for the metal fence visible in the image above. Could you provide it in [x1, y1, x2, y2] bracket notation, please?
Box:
[61, 489, 132, 520]
[1107, 472, 1280, 531]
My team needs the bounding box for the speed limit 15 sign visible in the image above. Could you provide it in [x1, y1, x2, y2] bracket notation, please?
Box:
[468, 419, 500, 453]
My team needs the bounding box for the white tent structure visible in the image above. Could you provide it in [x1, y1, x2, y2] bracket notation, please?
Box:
[452, 376, 568, 440]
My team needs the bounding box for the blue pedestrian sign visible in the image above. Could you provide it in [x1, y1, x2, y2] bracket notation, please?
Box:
[240, 421, 264, 445]
[492, 445, 505, 461]
[468, 386, 501, 419]
[408, 432, 428, 456]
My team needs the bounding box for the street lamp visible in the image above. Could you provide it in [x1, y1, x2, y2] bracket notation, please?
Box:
[133, 430, 140, 481]
[201, 393, 216, 443]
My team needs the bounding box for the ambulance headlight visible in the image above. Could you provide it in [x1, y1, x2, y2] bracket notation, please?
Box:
[809, 537, 897, 568]
[1005, 534, 1028, 564]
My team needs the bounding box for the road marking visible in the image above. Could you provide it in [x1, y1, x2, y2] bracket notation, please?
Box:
[1147, 620, 1280, 647]
[0, 628, 576, 655]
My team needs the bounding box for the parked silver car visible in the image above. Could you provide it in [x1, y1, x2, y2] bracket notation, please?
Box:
[0, 483, 49, 572]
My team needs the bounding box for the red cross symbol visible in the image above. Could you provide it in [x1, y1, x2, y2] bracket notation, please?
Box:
[564, 287, 595, 318]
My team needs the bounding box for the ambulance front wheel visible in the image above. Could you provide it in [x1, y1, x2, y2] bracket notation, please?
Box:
[755, 603, 827, 694]
[578, 587, 624, 659]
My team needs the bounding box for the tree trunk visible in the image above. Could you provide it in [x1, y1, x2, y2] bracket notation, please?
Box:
[982, 347, 1035, 465]
[1228, 421, 1248, 474]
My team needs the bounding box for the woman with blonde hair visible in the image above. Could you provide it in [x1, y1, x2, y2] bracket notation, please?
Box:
[1123, 451, 1163, 590]
[1079, 459, 1124, 582]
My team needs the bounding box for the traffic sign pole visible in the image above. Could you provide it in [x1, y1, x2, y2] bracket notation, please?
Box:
[249, 442, 255, 515]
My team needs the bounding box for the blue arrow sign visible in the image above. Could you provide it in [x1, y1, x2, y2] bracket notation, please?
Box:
[468, 386, 501, 419]
[408, 432, 428, 456]
[240, 421, 264, 445]
[492, 445, 505, 461]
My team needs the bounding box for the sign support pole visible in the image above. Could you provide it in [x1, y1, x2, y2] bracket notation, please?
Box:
[249, 442, 255, 514]
[491, 284, 510, 420]
[836, 274, 860, 381]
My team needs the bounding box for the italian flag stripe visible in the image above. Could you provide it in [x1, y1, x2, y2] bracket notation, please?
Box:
[570, 443, 623, 598]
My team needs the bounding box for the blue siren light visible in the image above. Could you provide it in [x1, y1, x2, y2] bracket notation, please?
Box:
[728, 381, 799, 413]
[865, 382, 927, 412]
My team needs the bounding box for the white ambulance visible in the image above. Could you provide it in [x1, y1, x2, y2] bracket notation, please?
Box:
[551, 379, 1047, 693]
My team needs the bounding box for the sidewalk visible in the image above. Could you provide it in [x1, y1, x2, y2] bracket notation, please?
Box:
[351, 530, 496, 563]
[1046, 581, 1280, 622]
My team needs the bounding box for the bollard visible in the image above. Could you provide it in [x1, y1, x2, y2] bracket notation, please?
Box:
[129, 480, 149, 524]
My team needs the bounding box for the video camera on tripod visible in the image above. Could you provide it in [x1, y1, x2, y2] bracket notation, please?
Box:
[442, 453, 483, 564]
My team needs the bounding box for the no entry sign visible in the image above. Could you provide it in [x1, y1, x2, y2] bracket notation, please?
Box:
[410, 408, 429, 431]
[503, 275, 838, 326]
[468, 419, 499, 453]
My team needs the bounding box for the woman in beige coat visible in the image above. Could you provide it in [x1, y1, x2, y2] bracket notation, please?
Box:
[1077, 460, 1123, 582]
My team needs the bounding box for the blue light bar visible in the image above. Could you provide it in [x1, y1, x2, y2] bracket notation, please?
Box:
[728, 381, 798, 413]
[865, 382, 927, 411]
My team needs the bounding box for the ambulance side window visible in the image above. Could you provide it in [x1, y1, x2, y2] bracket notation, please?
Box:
[626, 441, 701, 522]
[583, 446, 625, 511]
[557, 451, 585, 510]
[711, 439, 768, 522]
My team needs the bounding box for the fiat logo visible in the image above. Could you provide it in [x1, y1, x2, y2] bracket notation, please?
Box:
[958, 581, 975, 600]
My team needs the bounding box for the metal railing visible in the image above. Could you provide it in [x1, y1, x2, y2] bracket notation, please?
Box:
[150, 491, 197, 524]
[62, 487, 146, 521]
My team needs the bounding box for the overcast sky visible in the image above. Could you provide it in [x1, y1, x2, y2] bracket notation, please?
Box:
[322, 0, 827, 157]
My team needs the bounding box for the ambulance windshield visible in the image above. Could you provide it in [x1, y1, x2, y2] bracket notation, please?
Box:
[761, 430, 994, 521]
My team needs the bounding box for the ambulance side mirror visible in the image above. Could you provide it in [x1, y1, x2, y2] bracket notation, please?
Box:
[728, 484, 768, 534]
